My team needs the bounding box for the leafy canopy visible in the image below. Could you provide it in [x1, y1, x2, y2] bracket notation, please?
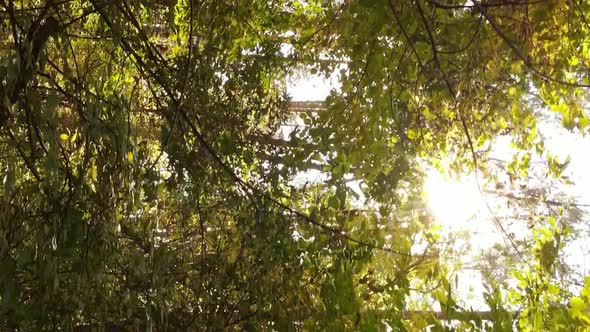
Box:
[0, 0, 589, 330]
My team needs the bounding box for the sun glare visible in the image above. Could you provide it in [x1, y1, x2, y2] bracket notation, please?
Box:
[423, 170, 484, 231]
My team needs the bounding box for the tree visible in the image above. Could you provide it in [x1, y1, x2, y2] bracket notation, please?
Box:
[0, 0, 589, 330]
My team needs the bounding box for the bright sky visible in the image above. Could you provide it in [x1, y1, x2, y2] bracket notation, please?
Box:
[286, 65, 590, 310]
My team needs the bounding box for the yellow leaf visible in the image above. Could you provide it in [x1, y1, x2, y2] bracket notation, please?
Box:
[60, 133, 69, 141]
[91, 165, 97, 180]
[570, 297, 590, 322]
[127, 151, 133, 162]
[571, 297, 586, 313]
[508, 87, 516, 96]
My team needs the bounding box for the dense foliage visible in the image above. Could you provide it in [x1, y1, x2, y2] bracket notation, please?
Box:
[1, 0, 590, 330]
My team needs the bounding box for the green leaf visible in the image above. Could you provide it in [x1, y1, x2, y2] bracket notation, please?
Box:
[328, 195, 340, 209]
